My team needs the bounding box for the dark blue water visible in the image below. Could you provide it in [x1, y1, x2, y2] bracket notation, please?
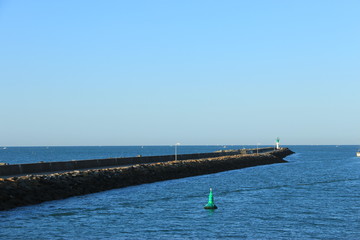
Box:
[1, 145, 360, 239]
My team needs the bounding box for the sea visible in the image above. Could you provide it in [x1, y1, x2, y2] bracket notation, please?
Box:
[1, 145, 360, 240]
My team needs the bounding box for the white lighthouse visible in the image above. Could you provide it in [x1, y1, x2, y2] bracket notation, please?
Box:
[276, 137, 280, 149]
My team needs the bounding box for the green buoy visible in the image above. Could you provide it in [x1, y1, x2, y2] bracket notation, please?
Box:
[204, 188, 218, 210]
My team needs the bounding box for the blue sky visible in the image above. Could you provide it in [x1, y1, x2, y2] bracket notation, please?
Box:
[1, 1, 359, 146]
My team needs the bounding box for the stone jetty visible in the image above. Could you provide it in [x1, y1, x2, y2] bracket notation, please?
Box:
[0, 148, 294, 211]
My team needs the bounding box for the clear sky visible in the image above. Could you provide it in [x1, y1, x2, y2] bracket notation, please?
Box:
[0, 1, 359, 146]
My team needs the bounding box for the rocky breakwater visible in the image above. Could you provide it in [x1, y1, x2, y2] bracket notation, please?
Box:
[0, 148, 294, 211]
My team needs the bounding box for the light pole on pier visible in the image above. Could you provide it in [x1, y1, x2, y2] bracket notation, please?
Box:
[175, 143, 180, 160]
[257, 143, 260, 155]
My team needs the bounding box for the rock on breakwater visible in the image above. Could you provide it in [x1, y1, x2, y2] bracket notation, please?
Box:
[0, 148, 294, 211]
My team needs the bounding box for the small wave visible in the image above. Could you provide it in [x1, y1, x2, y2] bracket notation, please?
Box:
[49, 212, 77, 217]
[220, 177, 360, 195]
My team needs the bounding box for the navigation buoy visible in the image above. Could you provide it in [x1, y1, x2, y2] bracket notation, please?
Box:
[204, 188, 218, 209]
